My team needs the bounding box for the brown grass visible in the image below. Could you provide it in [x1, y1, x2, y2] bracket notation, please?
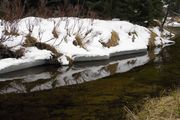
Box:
[174, 17, 180, 23]
[126, 91, 180, 120]
[148, 49, 156, 60]
[148, 31, 158, 50]
[75, 34, 85, 48]
[24, 34, 61, 57]
[24, 35, 38, 47]
[101, 30, 120, 48]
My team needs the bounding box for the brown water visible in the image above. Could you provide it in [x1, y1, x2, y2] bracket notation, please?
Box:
[0, 29, 179, 120]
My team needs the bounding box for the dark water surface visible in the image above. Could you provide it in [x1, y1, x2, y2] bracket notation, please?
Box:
[0, 29, 180, 120]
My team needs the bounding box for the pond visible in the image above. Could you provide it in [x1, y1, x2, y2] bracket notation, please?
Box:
[0, 28, 180, 120]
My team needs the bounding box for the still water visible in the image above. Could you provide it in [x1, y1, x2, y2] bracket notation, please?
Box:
[0, 29, 179, 120]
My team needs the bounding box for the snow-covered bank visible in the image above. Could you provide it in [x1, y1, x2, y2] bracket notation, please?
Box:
[167, 21, 180, 27]
[166, 17, 180, 27]
[0, 17, 174, 73]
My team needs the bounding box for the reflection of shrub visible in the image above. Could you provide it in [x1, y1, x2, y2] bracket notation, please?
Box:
[101, 30, 120, 48]
[106, 63, 118, 75]
[127, 59, 137, 65]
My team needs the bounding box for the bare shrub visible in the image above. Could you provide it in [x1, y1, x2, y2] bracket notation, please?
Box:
[25, 20, 35, 36]
[3, 21, 20, 37]
[128, 31, 138, 42]
[36, 0, 51, 18]
[0, 0, 24, 21]
[52, 20, 60, 39]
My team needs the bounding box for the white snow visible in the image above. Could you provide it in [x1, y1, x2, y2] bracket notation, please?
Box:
[0, 47, 52, 71]
[165, 17, 180, 27]
[0, 17, 174, 73]
[167, 21, 180, 27]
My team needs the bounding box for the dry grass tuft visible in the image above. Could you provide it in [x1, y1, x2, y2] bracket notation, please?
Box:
[148, 31, 158, 50]
[24, 35, 38, 47]
[101, 30, 120, 48]
[74, 34, 85, 49]
[148, 20, 161, 27]
[126, 91, 180, 120]
[148, 49, 156, 60]
[174, 17, 180, 23]
[35, 42, 61, 56]
[24, 34, 61, 57]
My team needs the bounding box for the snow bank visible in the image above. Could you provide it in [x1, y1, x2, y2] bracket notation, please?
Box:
[0, 17, 174, 73]
[165, 17, 180, 27]
[167, 22, 180, 27]
[0, 47, 52, 73]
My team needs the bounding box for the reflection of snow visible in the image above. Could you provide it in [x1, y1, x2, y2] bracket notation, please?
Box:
[0, 72, 51, 82]
[0, 82, 26, 94]
[0, 52, 152, 94]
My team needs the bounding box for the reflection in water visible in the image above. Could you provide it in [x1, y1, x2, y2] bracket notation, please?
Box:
[0, 38, 179, 120]
[0, 44, 174, 94]
[0, 52, 151, 94]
